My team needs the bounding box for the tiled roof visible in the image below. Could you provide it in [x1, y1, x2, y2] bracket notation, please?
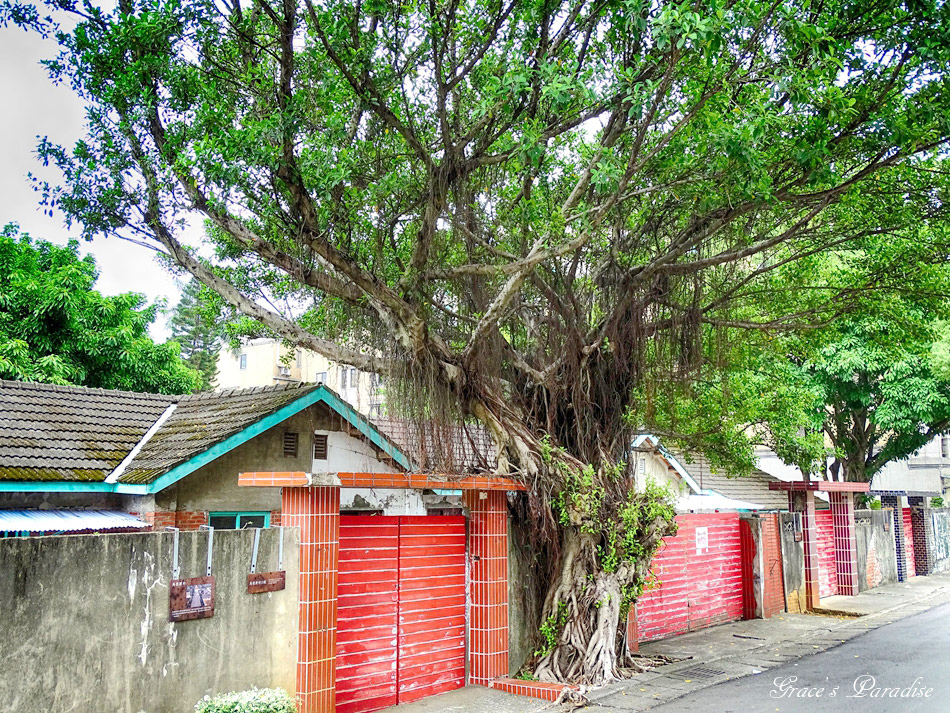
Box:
[119, 383, 319, 484]
[0, 379, 317, 484]
[674, 453, 791, 511]
[373, 418, 497, 474]
[0, 380, 173, 481]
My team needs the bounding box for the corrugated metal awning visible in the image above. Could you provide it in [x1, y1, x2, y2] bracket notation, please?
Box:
[677, 492, 766, 512]
[0, 510, 149, 533]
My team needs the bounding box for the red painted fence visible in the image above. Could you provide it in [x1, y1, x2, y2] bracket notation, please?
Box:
[814, 510, 838, 599]
[636, 513, 744, 642]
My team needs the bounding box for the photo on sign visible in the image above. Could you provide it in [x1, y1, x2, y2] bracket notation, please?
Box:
[170, 575, 215, 622]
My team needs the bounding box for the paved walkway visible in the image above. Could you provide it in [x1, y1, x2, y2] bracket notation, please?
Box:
[379, 571, 950, 713]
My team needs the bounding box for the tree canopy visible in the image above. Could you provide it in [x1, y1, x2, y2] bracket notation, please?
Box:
[0, 224, 201, 393]
[7, 0, 950, 684]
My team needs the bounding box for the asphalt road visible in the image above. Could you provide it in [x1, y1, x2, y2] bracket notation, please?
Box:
[648, 603, 950, 713]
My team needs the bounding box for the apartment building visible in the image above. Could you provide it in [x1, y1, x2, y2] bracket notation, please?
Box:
[215, 338, 385, 416]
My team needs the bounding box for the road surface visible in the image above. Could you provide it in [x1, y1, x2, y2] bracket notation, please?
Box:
[646, 602, 950, 713]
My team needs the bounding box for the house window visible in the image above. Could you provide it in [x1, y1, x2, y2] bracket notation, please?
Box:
[209, 512, 270, 529]
[339, 366, 348, 389]
[296, 350, 301, 367]
[283, 432, 299, 458]
[313, 433, 329, 460]
[239, 353, 247, 370]
[348, 367, 359, 388]
[315, 371, 328, 384]
[369, 402, 385, 418]
[371, 373, 383, 388]
[942, 436, 949, 459]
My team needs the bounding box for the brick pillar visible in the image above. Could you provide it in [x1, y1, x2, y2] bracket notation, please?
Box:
[789, 490, 820, 609]
[881, 496, 906, 581]
[282, 486, 340, 713]
[830, 491, 859, 596]
[463, 490, 509, 685]
[909, 497, 933, 575]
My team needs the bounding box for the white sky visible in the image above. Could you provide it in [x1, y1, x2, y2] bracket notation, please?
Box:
[0, 25, 182, 339]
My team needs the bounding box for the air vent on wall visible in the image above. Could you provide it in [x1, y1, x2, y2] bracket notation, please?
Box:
[283, 432, 299, 458]
[313, 434, 329, 460]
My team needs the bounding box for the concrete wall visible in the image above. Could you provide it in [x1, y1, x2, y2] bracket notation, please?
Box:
[854, 509, 898, 592]
[0, 528, 298, 713]
[507, 513, 541, 676]
[778, 512, 806, 613]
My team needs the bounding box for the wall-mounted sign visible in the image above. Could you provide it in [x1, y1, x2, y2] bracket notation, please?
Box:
[170, 576, 215, 622]
[695, 526, 709, 554]
[247, 570, 286, 594]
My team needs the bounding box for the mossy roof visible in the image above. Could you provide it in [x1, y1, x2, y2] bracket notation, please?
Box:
[0, 379, 317, 484]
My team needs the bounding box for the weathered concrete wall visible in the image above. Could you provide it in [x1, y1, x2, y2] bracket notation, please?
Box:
[854, 509, 898, 592]
[0, 528, 298, 713]
[507, 514, 541, 676]
[928, 508, 950, 573]
[779, 512, 806, 613]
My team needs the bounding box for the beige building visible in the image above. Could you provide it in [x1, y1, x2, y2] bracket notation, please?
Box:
[216, 338, 385, 417]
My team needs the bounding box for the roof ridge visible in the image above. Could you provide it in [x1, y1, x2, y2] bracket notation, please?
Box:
[178, 381, 318, 404]
[0, 378, 177, 402]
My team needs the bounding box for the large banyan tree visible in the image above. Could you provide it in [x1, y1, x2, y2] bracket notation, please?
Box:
[8, 0, 950, 684]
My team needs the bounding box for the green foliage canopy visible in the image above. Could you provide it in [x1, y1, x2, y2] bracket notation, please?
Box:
[0, 224, 201, 393]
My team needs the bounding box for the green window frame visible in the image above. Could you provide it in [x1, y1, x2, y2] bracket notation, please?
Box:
[208, 511, 271, 529]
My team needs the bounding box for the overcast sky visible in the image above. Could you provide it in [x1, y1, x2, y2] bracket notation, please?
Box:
[0, 24, 182, 339]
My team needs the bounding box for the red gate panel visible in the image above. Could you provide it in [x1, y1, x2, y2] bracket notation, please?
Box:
[397, 516, 467, 703]
[739, 518, 756, 620]
[336, 517, 399, 713]
[814, 510, 837, 598]
[636, 513, 744, 641]
[337, 515, 467, 713]
[902, 508, 917, 578]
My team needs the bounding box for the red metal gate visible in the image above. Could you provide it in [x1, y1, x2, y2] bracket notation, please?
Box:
[739, 518, 756, 619]
[336, 515, 467, 713]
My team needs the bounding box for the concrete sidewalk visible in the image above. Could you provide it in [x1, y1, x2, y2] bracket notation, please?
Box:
[379, 572, 950, 713]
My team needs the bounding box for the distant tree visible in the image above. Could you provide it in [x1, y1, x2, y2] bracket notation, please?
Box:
[168, 278, 225, 391]
[0, 224, 200, 393]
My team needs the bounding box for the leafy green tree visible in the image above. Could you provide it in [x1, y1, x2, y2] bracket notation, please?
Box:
[0, 224, 200, 393]
[168, 278, 225, 391]
[9, 0, 950, 683]
[798, 315, 950, 483]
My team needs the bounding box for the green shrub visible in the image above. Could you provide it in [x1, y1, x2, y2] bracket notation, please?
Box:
[932, 497, 945, 508]
[194, 688, 296, 713]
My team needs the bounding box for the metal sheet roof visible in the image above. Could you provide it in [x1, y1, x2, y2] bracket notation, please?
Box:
[676, 492, 766, 512]
[0, 510, 148, 533]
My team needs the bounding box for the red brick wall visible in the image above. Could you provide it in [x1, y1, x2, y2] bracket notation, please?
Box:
[814, 510, 838, 598]
[761, 513, 786, 618]
[636, 513, 744, 642]
[136, 511, 177, 529]
[270, 510, 282, 527]
[903, 508, 917, 578]
[175, 511, 209, 530]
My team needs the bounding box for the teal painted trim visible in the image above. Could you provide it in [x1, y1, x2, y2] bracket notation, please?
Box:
[315, 389, 414, 471]
[114, 484, 148, 495]
[210, 511, 271, 528]
[134, 385, 411, 495]
[0, 481, 115, 493]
